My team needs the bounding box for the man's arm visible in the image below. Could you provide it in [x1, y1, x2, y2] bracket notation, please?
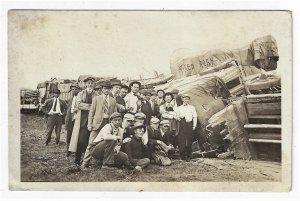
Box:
[77, 91, 91, 111]
[88, 97, 97, 129]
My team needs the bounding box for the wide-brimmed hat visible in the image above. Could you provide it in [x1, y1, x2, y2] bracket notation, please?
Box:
[100, 81, 112, 88]
[163, 92, 174, 100]
[132, 122, 146, 130]
[109, 112, 122, 120]
[83, 76, 95, 83]
[111, 79, 122, 87]
[129, 81, 142, 89]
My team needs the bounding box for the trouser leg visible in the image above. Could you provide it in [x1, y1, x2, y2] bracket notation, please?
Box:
[55, 115, 62, 144]
[45, 115, 55, 144]
[82, 129, 100, 166]
[75, 126, 90, 165]
[135, 158, 150, 169]
[114, 151, 133, 169]
[103, 141, 116, 166]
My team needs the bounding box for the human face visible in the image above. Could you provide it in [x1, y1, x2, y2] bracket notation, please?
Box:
[157, 91, 164, 98]
[112, 85, 121, 95]
[127, 120, 134, 127]
[102, 87, 111, 95]
[164, 95, 172, 103]
[150, 122, 159, 130]
[95, 88, 102, 95]
[71, 87, 80, 96]
[85, 80, 94, 89]
[135, 118, 145, 124]
[173, 93, 178, 99]
[131, 83, 140, 93]
[53, 92, 59, 98]
[146, 94, 151, 101]
[134, 127, 145, 139]
[150, 94, 157, 102]
[111, 117, 122, 128]
[160, 124, 170, 132]
[183, 97, 190, 105]
[120, 88, 128, 98]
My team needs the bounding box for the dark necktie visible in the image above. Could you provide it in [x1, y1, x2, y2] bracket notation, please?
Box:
[53, 98, 57, 112]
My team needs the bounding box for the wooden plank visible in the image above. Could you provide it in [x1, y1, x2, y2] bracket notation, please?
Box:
[248, 114, 281, 119]
[244, 124, 281, 129]
[249, 139, 281, 144]
[249, 133, 281, 140]
[246, 93, 281, 99]
[246, 102, 281, 115]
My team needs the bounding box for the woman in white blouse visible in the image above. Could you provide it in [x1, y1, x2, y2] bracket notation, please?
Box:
[176, 94, 197, 162]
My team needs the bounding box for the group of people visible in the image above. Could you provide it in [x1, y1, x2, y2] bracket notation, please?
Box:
[41, 76, 198, 171]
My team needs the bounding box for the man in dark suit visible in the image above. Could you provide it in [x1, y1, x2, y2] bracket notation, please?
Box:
[171, 89, 183, 107]
[82, 81, 117, 168]
[139, 89, 153, 125]
[41, 89, 67, 145]
[149, 90, 160, 118]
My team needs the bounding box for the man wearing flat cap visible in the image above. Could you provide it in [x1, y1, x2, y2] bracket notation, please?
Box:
[81, 80, 117, 168]
[68, 76, 97, 165]
[65, 83, 80, 155]
[90, 112, 134, 170]
[110, 79, 122, 99]
[124, 81, 141, 114]
[115, 84, 129, 116]
[122, 113, 135, 140]
[122, 122, 151, 170]
[41, 88, 67, 146]
[93, 82, 103, 96]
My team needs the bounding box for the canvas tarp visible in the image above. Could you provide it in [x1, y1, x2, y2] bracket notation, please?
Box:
[155, 75, 230, 128]
[170, 35, 279, 79]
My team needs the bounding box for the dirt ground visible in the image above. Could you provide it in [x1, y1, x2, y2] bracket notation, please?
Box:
[20, 113, 281, 182]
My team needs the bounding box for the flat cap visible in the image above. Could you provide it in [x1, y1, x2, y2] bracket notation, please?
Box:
[181, 94, 191, 99]
[109, 112, 122, 120]
[70, 83, 80, 90]
[133, 122, 146, 130]
[150, 90, 157, 96]
[134, 112, 146, 119]
[94, 82, 102, 90]
[83, 76, 95, 82]
[171, 89, 179, 94]
[124, 113, 135, 121]
[121, 84, 129, 90]
[150, 117, 160, 124]
[160, 119, 170, 125]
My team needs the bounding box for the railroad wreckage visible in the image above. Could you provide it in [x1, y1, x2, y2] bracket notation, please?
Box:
[155, 35, 281, 161]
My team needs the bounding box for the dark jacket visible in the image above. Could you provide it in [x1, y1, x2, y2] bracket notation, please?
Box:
[41, 97, 67, 116]
[140, 100, 153, 125]
[147, 126, 172, 147]
[64, 98, 73, 131]
[122, 136, 150, 166]
[150, 100, 160, 118]
[175, 96, 183, 107]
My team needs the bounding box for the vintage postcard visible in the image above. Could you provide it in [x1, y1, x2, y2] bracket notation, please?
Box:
[8, 10, 292, 191]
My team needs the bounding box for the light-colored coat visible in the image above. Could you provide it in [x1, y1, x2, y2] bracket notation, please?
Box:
[68, 89, 97, 152]
[88, 94, 117, 130]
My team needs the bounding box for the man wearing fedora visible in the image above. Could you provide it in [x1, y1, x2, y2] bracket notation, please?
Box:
[41, 88, 67, 145]
[81, 81, 117, 168]
[94, 82, 103, 96]
[65, 83, 80, 155]
[68, 76, 97, 165]
[124, 81, 141, 114]
[110, 79, 122, 99]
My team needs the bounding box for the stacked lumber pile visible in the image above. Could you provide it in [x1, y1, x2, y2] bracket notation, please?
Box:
[206, 98, 257, 160]
[245, 94, 281, 143]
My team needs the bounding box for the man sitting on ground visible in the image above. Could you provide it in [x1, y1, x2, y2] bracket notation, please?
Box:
[122, 122, 151, 170]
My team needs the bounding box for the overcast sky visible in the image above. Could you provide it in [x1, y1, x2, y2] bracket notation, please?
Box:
[9, 11, 291, 89]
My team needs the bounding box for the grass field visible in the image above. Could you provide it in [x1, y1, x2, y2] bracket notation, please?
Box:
[21, 113, 281, 182]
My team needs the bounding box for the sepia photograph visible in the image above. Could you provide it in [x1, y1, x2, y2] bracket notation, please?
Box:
[7, 10, 292, 191]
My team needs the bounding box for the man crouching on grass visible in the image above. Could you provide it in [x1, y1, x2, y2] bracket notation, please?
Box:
[89, 112, 134, 170]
